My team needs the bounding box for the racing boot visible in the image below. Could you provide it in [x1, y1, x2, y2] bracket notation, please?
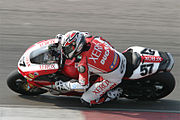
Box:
[106, 87, 123, 101]
[81, 87, 123, 107]
[54, 80, 71, 93]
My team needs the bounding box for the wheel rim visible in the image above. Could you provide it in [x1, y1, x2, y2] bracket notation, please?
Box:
[15, 78, 29, 91]
[144, 80, 166, 99]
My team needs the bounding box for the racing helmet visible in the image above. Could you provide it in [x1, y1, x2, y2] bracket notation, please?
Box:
[61, 30, 86, 59]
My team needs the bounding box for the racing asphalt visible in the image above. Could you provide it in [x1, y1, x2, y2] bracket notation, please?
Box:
[0, 0, 180, 119]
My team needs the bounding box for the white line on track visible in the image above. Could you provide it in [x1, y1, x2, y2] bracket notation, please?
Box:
[0, 105, 85, 120]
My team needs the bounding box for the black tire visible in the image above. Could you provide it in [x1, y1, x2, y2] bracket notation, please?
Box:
[138, 72, 175, 100]
[7, 69, 48, 95]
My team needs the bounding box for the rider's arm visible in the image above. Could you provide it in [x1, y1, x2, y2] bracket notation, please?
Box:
[62, 55, 89, 92]
[77, 55, 90, 89]
[62, 68, 89, 92]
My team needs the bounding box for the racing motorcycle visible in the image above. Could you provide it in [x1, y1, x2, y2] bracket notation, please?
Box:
[7, 38, 175, 101]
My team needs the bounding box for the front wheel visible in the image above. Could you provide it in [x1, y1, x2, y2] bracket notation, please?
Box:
[137, 72, 175, 100]
[7, 69, 48, 95]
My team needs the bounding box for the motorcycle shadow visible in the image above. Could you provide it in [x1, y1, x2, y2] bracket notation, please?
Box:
[17, 94, 180, 120]
[18, 94, 180, 112]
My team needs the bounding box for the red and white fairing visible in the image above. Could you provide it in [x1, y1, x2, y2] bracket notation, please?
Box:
[18, 39, 59, 81]
[125, 46, 163, 79]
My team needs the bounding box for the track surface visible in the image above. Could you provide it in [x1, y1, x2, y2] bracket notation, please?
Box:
[0, 0, 180, 118]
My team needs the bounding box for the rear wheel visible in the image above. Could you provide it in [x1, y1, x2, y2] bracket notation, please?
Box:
[7, 70, 48, 95]
[137, 72, 175, 100]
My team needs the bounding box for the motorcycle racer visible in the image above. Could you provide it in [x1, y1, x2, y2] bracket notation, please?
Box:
[7, 30, 175, 107]
[54, 30, 127, 106]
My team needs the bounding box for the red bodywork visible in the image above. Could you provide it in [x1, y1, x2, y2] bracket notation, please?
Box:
[17, 39, 79, 89]
[18, 59, 79, 87]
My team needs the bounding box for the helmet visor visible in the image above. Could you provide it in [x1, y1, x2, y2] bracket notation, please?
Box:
[62, 44, 75, 58]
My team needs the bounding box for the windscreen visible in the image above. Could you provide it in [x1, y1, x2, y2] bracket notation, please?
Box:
[30, 46, 55, 64]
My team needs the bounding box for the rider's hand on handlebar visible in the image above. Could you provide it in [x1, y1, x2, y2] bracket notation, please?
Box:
[48, 44, 61, 60]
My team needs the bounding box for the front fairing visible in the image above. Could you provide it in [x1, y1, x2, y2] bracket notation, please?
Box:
[18, 39, 59, 81]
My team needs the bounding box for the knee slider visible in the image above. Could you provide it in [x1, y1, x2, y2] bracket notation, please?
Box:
[80, 98, 92, 108]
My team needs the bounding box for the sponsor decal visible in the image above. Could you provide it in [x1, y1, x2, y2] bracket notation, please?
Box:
[40, 64, 56, 70]
[89, 43, 103, 63]
[28, 73, 35, 79]
[25, 56, 31, 67]
[38, 39, 56, 47]
[100, 46, 109, 65]
[142, 56, 163, 63]
[110, 53, 118, 70]
[92, 80, 117, 96]
[92, 80, 110, 95]
[89, 42, 110, 65]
